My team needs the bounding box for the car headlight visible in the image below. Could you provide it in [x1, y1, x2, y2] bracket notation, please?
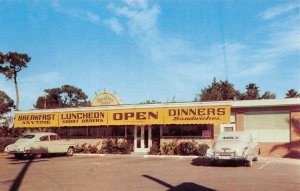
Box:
[235, 148, 245, 156]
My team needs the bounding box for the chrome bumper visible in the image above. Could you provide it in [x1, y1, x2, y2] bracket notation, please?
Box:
[205, 154, 247, 161]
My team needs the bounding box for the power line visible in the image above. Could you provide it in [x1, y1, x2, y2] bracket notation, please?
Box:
[217, 0, 228, 81]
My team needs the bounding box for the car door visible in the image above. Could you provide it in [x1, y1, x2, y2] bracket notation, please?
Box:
[31, 135, 49, 153]
[48, 134, 64, 153]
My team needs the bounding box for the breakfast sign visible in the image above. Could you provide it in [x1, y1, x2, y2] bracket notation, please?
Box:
[14, 113, 59, 128]
[14, 106, 230, 128]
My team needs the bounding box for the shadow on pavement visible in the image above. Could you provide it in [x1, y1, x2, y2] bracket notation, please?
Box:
[9, 159, 33, 191]
[10, 159, 48, 165]
[8, 157, 48, 191]
[191, 157, 246, 167]
[143, 175, 216, 191]
[190, 157, 211, 166]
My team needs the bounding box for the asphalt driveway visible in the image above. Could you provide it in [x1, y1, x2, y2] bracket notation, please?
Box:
[0, 154, 299, 191]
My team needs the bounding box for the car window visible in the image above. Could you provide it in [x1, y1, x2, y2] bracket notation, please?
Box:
[50, 135, 59, 140]
[22, 135, 35, 139]
[40, 136, 49, 141]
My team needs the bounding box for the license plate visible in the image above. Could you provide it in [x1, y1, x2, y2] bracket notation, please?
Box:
[219, 156, 230, 159]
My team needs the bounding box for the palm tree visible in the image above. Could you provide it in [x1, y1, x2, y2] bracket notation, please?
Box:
[260, 91, 276, 99]
[0, 52, 31, 110]
[243, 83, 260, 100]
[285, 89, 300, 98]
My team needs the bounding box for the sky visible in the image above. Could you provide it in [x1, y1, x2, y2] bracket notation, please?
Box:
[0, 0, 299, 110]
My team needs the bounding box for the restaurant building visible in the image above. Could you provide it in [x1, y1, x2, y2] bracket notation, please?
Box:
[13, 93, 300, 157]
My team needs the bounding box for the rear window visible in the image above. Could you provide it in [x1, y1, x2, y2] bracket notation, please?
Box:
[22, 135, 35, 139]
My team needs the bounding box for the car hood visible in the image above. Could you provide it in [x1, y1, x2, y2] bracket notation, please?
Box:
[214, 140, 247, 153]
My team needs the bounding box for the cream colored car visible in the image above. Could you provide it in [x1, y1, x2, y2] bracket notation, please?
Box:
[4, 132, 76, 159]
[205, 131, 260, 167]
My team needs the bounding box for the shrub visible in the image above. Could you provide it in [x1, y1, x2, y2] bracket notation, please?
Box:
[178, 141, 198, 155]
[80, 142, 101, 154]
[160, 140, 209, 156]
[0, 137, 18, 152]
[100, 138, 130, 154]
[117, 140, 131, 154]
[160, 140, 179, 155]
[197, 144, 209, 156]
[148, 144, 160, 155]
[88, 145, 99, 154]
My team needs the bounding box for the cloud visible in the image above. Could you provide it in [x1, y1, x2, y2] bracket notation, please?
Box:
[266, 16, 300, 54]
[103, 17, 123, 34]
[51, 1, 126, 34]
[108, 1, 159, 37]
[260, 1, 300, 20]
[122, 0, 148, 9]
[51, 0, 101, 25]
[108, 0, 279, 93]
[49, 0, 299, 99]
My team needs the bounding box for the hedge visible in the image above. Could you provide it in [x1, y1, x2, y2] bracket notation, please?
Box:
[0, 137, 18, 152]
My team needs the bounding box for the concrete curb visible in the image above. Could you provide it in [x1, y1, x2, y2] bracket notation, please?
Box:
[74, 153, 199, 159]
[74, 154, 300, 163]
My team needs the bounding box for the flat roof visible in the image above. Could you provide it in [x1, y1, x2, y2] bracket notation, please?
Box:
[15, 98, 300, 114]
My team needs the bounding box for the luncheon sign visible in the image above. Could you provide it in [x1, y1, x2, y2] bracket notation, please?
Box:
[14, 106, 230, 128]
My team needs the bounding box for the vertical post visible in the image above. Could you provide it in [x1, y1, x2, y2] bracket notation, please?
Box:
[141, 126, 144, 149]
[134, 125, 137, 150]
[149, 126, 152, 149]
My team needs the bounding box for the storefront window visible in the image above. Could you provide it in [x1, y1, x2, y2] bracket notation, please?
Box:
[55, 126, 126, 138]
[162, 124, 211, 138]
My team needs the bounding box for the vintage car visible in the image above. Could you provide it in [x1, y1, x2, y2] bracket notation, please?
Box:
[4, 132, 76, 159]
[205, 131, 260, 167]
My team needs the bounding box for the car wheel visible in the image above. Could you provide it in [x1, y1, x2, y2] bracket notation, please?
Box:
[14, 153, 24, 159]
[34, 153, 42, 159]
[253, 156, 259, 161]
[246, 160, 253, 167]
[66, 147, 75, 156]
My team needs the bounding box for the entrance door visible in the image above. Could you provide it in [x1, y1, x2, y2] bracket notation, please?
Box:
[134, 125, 152, 152]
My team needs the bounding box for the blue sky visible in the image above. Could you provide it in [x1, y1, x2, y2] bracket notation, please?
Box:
[0, 0, 299, 110]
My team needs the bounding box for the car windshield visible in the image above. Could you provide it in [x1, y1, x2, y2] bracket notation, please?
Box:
[22, 135, 35, 139]
[222, 136, 240, 140]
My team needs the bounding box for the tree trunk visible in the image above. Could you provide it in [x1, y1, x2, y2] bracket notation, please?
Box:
[13, 72, 19, 111]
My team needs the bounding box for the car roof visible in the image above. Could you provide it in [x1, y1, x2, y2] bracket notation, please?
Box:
[23, 132, 57, 137]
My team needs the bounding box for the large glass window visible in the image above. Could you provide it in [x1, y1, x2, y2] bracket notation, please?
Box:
[162, 124, 211, 138]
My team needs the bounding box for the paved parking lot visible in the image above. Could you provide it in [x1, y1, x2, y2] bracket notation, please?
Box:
[0, 154, 299, 191]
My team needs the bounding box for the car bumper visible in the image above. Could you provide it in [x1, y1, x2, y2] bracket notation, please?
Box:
[205, 155, 247, 161]
[5, 150, 27, 154]
[5, 147, 29, 154]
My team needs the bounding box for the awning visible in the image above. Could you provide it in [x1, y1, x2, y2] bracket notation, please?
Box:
[14, 106, 230, 128]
